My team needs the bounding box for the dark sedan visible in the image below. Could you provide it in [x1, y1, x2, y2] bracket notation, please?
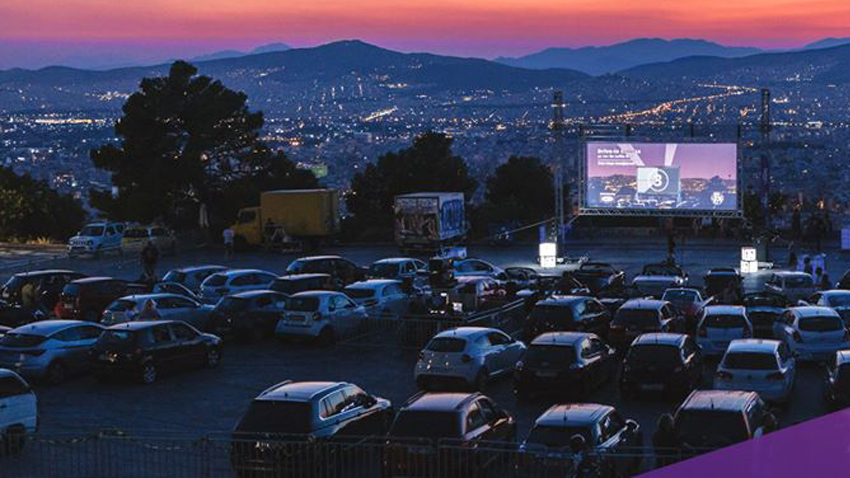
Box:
[207, 290, 289, 340]
[573, 262, 625, 294]
[619, 333, 703, 399]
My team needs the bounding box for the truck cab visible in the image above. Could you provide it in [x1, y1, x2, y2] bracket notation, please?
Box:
[232, 207, 263, 246]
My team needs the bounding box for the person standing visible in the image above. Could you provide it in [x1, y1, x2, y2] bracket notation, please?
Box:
[141, 240, 160, 283]
[137, 299, 161, 320]
[222, 226, 235, 259]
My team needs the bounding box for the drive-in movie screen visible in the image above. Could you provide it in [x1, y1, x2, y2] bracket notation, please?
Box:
[584, 142, 738, 212]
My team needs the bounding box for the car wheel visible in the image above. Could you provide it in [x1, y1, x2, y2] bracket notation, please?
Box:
[2, 426, 26, 456]
[473, 368, 489, 391]
[46, 361, 67, 385]
[318, 327, 336, 347]
[140, 362, 157, 384]
[205, 347, 221, 368]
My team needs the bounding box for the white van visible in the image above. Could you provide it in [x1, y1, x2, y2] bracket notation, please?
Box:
[1, 369, 37, 454]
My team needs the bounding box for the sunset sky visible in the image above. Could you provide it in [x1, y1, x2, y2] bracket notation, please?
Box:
[2, 0, 849, 69]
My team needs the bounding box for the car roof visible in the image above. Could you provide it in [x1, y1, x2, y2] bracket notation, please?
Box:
[120, 293, 186, 302]
[704, 305, 746, 315]
[632, 333, 687, 347]
[294, 255, 342, 262]
[275, 274, 331, 281]
[434, 327, 495, 339]
[71, 276, 119, 284]
[822, 290, 850, 297]
[403, 392, 479, 411]
[259, 381, 345, 401]
[215, 269, 275, 277]
[374, 258, 418, 264]
[291, 290, 342, 299]
[536, 295, 587, 306]
[774, 271, 811, 277]
[346, 279, 401, 288]
[10, 320, 91, 336]
[173, 265, 226, 273]
[535, 404, 614, 427]
[680, 390, 758, 412]
[707, 268, 739, 275]
[106, 320, 173, 330]
[789, 306, 840, 318]
[725, 339, 781, 353]
[230, 290, 284, 299]
[13, 269, 78, 278]
[621, 299, 667, 309]
[531, 332, 591, 346]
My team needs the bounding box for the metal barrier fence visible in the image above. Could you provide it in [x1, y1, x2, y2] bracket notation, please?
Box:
[0, 432, 707, 478]
[342, 299, 529, 349]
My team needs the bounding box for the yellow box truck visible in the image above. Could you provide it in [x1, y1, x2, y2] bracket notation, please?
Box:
[231, 189, 340, 247]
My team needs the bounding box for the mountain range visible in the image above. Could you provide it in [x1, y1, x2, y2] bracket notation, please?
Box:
[187, 42, 291, 62]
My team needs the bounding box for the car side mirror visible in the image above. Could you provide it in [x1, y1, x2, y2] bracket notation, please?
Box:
[625, 419, 638, 433]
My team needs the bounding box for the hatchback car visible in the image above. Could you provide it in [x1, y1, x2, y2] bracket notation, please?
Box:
[199, 269, 278, 304]
[384, 392, 515, 478]
[743, 292, 787, 339]
[102, 293, 214, 330]
[57, 277, 132, 322]
[608, 299, 685, 351]
[764, 271, 816, 303]
[0, 369, 37, 455]
[269, 273, 335, 295]
[824, 350, 850, 408]
[673, 390, 776, 453]
[804, 290, 850, 323]
[162, 265, 228, 293]
[714, 339, 795, 403]
[284, 256, 365, 287]
[773, 306, 850, 361]
[207, 290, 289, 340]
[0, 320, 105, 384]
[91, 320, 222, 384]
[631, 263, 688, 298]
[696, 306, 753, 356]
[275, 291, 367, 345]
[344, 280, 409, 318]
[415, 327, 525, 391]
[514, 332, 615, 400]
[524, 296, 611, 342]
[620, 333, 703, 399]
[368, 258, 427, 282]
[1, 270, 86, 310]
[521, 404, 642, 477]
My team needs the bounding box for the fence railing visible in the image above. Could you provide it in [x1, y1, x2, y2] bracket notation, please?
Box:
[0, 432, 713, 478]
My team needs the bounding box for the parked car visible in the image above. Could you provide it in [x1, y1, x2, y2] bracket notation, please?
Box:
[415, 327, 525, 391]
[837, 270, 850, 290]
[764, 271, 816, 303]
[275, 291, 367, 345]
[122, 225, 177, 254]
[503, 267, 546, 291]
[0, 369, 37, 455]
[608, 299, 685, 351]
[572, 262, 626, 294]
[714, 339, 796, 404]
[703, 268, 743, 303]
[514, 332, 615, 400]
[198, 269, 278, 304]
[662, 287, 711, 330]
[208, 290, 289, 340]
[445, 277, 507, 313]
[67, 221, 124, 258]
[0, 302, 42, 329]
[368, 258, 427, 282]
[284, 256, 365, 287]
[696, 305, 753, 357]
[521, 404, 642, 477]
[673, 390, 776, 454]
[743, 292, 788, 339]
[453, 259, 506, 280]
[151, 282, 201, 302]
[91, 320, 222, 384]
[269, 273, 336, 295]
[231, 380, 392, 477]
[631, 263, 688, 298]
[595, 284, 650, 316]
[620, 333, 703, 399]
[773, 306, 850, 361]
[101, 293, 214, 330]
[523, 296, 611, 342]
[803, 290, 850, 323]
[344, 280, 409, 318]
[825, 350, 850, 408]
[384, 392, 515, 478]
[0, 320, 105, 384]
[57, 277, 133, 322]
[162, 265, 228, 293]
[1, 270, 86, 311]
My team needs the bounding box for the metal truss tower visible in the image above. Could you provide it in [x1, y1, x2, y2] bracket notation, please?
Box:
[551, 91, 566, 248]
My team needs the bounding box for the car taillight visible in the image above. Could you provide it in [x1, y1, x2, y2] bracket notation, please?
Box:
[698, 327, 707, 337]
[793, 331, 803, 343]
[766, 372, 784, 381]
[312, 313, 323, 322]
[743, 328, 752, 338]
[461, 354, 471, 363]
[716, 371, 734, 380]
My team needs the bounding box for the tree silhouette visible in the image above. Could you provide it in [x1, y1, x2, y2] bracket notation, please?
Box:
[485, 156, 554, 223]
[0, 168, 85, 241]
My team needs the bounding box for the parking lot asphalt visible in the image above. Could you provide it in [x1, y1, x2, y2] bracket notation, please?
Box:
[5, 238, 849, 466]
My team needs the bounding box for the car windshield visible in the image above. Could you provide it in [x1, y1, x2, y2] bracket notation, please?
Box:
[79, 226, 104, 236]
[369, 263, 400, 278]
[723, 352, 778, 370]
[525, 345, 576, 366]
[215, 297, 250, 312]
[663, 290, 698, 302]
[530, 305, 576, 324]
[235, 400, 313, 434]
[0, 333, 47, 348]
[345, 288, 375, 299]
[162, 271, 186, 283]
[704, 315, 747, 329]
[784, 275, 813, 288]
[204, 274, 227, 287]
[287, 297, 320, 312]
[426, 337, 466, 353]
[827, 294, 850, 307]
[676, 410, 749, 446]
[526, 425, 593, 449]
[799, 316, 843, 332]
[743, 295, 784, 308]
[642, 265, 680, 276]
[107, 300, 137, 312]
[627, 344, 681, 364]
[614, 309, 660, 328]
[390, 411, 461, 439]
[124, 228, 148, 238]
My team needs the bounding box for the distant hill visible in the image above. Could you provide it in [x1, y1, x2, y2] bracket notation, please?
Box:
[619, 43, 850, 84]
[189, 42, 292, 62]
[804, 37, 850, 50]
[496, 38, 762, 75]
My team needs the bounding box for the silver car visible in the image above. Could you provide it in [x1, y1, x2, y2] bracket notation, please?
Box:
[102, 293, 214, 330]
[344, 279, 409, 318]
[0, 320, 105, 384]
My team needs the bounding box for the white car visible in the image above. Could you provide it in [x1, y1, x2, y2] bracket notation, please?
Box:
[343, 280, 409, 318]
[696, 305, 753, 356]
[714, 339, 796, 403]
[803, 290, 850, 323]
[102, 293, 215, 330]
[631, 263, 688, 298]
[198, 269, 277, 304]
[275, 291, 368, 345]
[774, 306, 850, 361]
[162, 265, 228, 293]
[764, 271, 816, 303]
[67, 222, 124, 258]
[0, 369, 37, 455]
[414, 327, 526, 391]
[454, 259, 506, 280]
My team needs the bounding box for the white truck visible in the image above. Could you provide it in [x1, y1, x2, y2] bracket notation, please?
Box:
[394, 193, 466, 252]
